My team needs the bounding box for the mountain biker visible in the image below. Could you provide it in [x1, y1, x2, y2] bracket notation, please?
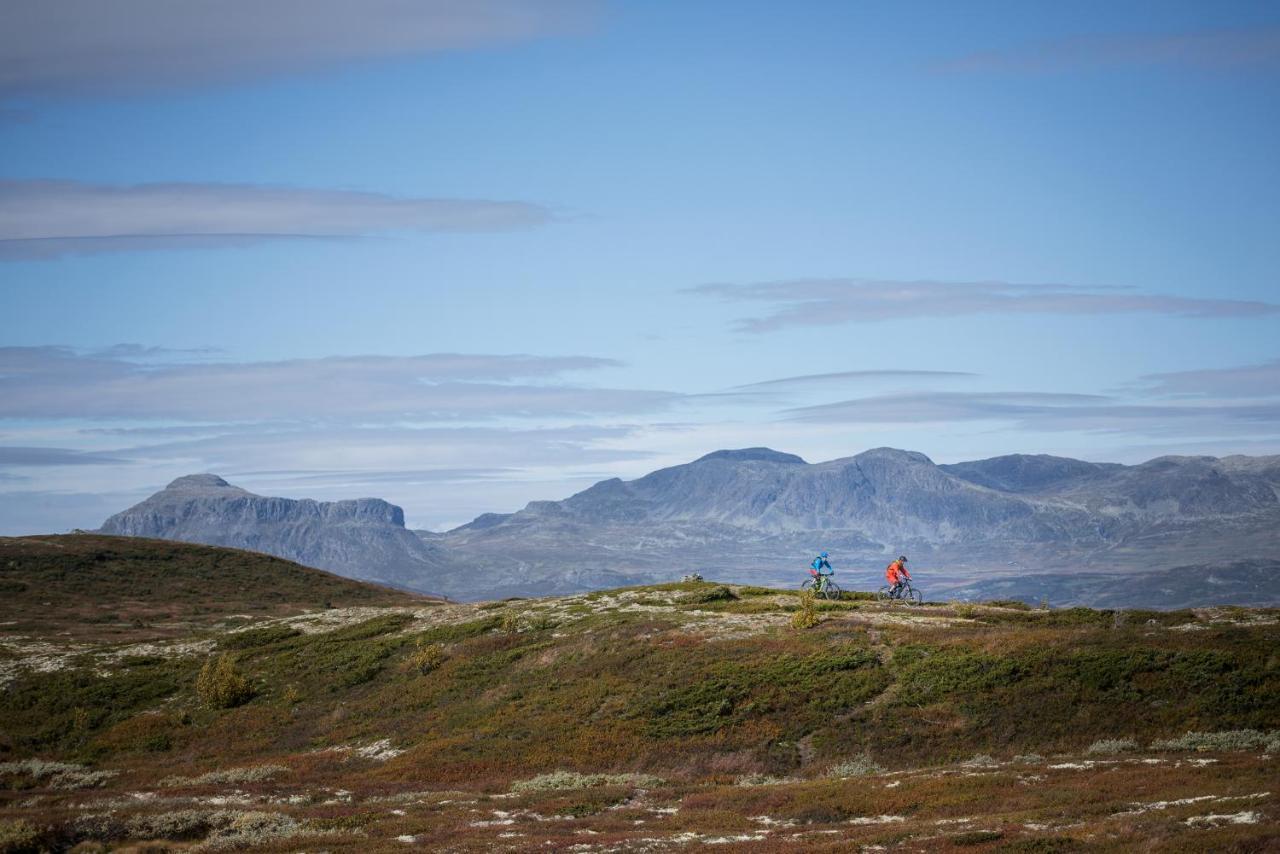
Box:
[810, 551, 833, 593]
[885, 555, 911, 599]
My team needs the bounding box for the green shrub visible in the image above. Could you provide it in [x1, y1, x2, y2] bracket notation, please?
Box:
[0, 819, 40, 854]
[405, 641, 446, 675]
[1151, 729, 1280, 752]
[510, 770, 663, 793]
[685, 586, 738, 604]
[219, 625, 301, 650]
[953, 830, 1003, 845]
[196, 654, 254, 709]
[737, 586, 777, 597]
[1086, 737, 1137, 755]
[160, 764, 289, 788]
[825, 755, 884, 777]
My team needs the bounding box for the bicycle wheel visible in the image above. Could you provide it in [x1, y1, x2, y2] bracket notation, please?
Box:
[876, 585, 891, 602]
[904, 585, 922, 605]
[801, 579, 816, 593]
[821, 580, 842, 600]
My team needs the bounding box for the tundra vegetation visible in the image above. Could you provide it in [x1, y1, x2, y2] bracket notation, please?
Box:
[0, 535, 1277, 851]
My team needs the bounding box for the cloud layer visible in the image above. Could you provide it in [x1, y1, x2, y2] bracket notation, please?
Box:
[1137, 359, 1280, 399]
[785, 389, 1280, 436]
[0, 347, 676, 421]
[0, 180, 552, 259]
[1, 0, 596, 99]
[691, 279, 1280, 332]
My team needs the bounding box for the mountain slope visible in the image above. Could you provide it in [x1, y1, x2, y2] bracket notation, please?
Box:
[99, 474, 451, 592]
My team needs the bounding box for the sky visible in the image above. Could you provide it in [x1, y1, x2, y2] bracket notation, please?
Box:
[2, 0, 1279, 534]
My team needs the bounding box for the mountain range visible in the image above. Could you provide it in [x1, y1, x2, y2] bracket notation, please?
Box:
[99, 447, 1280, 604]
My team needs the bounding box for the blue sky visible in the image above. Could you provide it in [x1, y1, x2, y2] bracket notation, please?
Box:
[2, 0, 1279, 533]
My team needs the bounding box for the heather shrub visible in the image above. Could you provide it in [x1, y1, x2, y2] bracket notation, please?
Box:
[510, 770, 663, 793]
[1086, 737, 1138, 755]
[685, 585, 737, 604]
[0, 819, 40, 854]
[825, 755, 884, 778]
[734, 773, 795, 786]
[1012, 754, 1044, 765]
[196, 654, 254, 709]
[0, 759, 117, 790]
[160, 764, 289, 788]
[1151, 729, 1280, 752]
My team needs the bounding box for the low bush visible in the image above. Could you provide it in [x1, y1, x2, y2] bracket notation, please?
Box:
[791, 590, 819, 630]
[405, 641, 446, 675]
[219, 625, 301, 650]
[684, 586, 738, 604]
[1150, 729, 1280, 752]
[0, 818, 40, 853]
[160, 764, 289, 788]
[510, 770, 663, 793]
[1086, 737, 1138, 755]
[825, 755, 884, 777]
[196, 654, 254, 709]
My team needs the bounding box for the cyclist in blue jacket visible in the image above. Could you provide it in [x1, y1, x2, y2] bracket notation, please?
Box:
[809, 551, 833, 593]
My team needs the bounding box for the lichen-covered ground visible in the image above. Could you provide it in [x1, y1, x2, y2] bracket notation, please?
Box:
[2, 574, 1278, 852]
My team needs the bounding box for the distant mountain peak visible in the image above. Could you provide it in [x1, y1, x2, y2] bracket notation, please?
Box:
[695, 448, 806, 465]
[853, 447, 935, 465]
[165, 473, 238, 491]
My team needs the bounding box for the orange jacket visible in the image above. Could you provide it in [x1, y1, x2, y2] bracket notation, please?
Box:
[885, 560, 910, 583]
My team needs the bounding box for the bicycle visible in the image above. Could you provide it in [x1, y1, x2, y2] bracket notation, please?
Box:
[802, 572, 843, 600]
[877, 580, 922, 605]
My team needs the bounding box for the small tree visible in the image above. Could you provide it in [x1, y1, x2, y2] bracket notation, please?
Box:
[197, 653, 254, 709]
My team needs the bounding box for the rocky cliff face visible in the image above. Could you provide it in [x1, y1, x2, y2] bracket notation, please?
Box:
[100, 474, 450, 592]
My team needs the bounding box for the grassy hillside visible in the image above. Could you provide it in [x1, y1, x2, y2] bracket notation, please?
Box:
[0, 534, 435, 643]
[0, 547, 1277, 851]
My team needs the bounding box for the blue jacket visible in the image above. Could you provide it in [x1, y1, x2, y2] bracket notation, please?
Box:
[811, 556, 832, 573]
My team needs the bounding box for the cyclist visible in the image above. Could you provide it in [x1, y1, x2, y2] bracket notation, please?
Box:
[885, 555, 911, 599]
[810, 551, 833, 593]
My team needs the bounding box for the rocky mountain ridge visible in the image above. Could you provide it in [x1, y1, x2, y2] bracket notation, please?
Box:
[98, 448, 1280, 602]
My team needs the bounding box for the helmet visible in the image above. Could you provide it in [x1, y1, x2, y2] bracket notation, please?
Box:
[898, 555, 908, 562]
[820, 552, 829, 558]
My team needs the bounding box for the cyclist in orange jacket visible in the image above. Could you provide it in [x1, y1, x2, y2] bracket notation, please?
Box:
[885, 555, 911, 599]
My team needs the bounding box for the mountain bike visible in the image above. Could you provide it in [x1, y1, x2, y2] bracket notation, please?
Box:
[877, 581, 922, 605]
[802, 573, 843, 600]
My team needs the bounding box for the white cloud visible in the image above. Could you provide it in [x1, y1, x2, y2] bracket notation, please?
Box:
[1, 0, 597, 99]
[0, 347, 680, 422]
[0, 180, 552, 259]
[690, 278, 1279, 332]
[1136, 358, 1280, 398]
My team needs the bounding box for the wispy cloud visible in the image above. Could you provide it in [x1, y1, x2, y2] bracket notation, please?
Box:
[1136, 358, 1280, 399]
[689, 279, 1279, 332]
[735, 369, 976, 390]
[0, 447, 130, 466]
[0, 347, 677, 421]
[934, 27, 1280, 74]
[785, 390, 1280, 436]
[0, 180, 552, 259]
[1, 0, 598, 100]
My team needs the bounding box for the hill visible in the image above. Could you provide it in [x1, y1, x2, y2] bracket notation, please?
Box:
[0, 544, 1276, 850]
[0, 533, 436, 643]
